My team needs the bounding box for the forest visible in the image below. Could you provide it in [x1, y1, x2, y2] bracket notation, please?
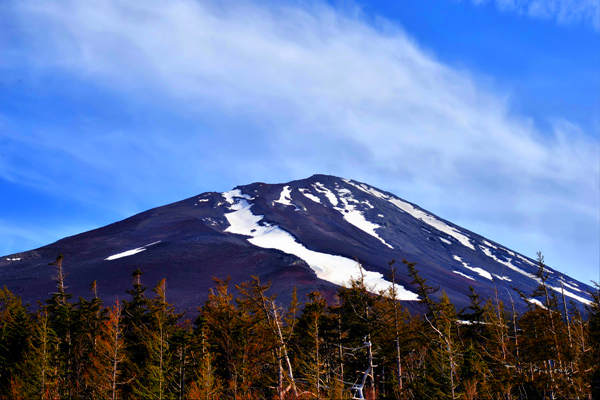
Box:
[0, 255, 598, 400]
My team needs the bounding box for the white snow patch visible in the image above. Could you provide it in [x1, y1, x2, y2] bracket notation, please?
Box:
[560, 280, 581, 293]
[274, 185, 293, 206]
[197, 198, 210, 202]
[388, 198, 475, 250]
[362, 200, 375, 209]
[5, 257, 21, 261]
[343, 179, 389, 199]
[480, 246, 537, 280]
[550, 284, 591, 305]
[377, 214, 384, 218]
[527, 298, 547, 309]
[440, 237, 452, 245]
[452, 255, 492, 280]
[313, 182, 338, 206]
[222, 189, 252, 206]
[224, 197, 417, 300]
[480, 247, 590, 304]
[334, 188, 393, 249]
[493, 274, 512, 282]
[515, 253, 535, 266]
[105, 241, 161, 261]
[482, 240, 497, 249]
[453, 270, 476, 281]
[299, 188, 321, 203]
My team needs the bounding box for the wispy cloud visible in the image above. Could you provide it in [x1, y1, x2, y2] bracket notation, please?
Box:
[471, 0, 600, 30]
[1, 0, 598, 281]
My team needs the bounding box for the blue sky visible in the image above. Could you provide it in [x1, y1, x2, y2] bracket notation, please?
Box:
[1, 0, 598, 283]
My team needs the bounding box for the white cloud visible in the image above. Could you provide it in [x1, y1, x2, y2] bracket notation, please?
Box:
[472, 0, 600, 30]
[2, 0, 599, 281]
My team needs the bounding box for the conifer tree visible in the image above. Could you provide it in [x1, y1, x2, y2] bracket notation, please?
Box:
[188, 323, 221, 400]
[73, 281, 106, 398]
[457, 287, 488, 399]
[121, 268, 150, 397]
[46, 255, 75, 399]
[0, 287, 30, 396]
[134, 278, 179, 400]
[87, 299, 126, 400]
[294, 291, 328, 398]
[19, 308, 59, 399]
[588, 282, 600, 399]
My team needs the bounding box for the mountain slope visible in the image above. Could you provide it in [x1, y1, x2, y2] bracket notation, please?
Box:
[1, 174, 593, 313]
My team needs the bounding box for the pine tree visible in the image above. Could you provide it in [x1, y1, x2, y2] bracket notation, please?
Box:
[87, 299, 126, 400]
[236, 276, 298, 399]
[73, 281, 107, 398]
[337, 264, 382, 400]
[457, 287, 488, 399]
[294, 291, 328, 398]
[19, 308, 60, 399]
[46, 255, 75, 399]
[134, 278, 179, 400]
[588, 282, 600, 399]
[121, 268, 151, 397]
[0, 287, 30, 396]
[187, 323, 221, 400]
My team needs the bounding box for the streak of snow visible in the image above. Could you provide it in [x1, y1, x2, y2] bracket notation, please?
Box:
[440, 237, 452, 245]
[515, 253, 540, 268]
[453, 255, 492, 280]
[362, 200, 375, 209]
[222, 189, 252, 206]
[493, 274, 512, 282]
[479, 246, 537, 280]
[5, 257, 21, 261]
[224, 198, 417, 300]
[453, 270, 475, 281]
[105, 241, 161, 261]
[550, 284, 591, 305]
[388, 198, 475, 250]
[480, 247, 589, 304]
[483, 240, 497, 249]
[560, 280, 582, 293]
[343, 179, 389, 199]
[197, 198, 210, 202]
[274, 185, 293, 206]
[377, 214, 384, 218]
[299, 188, 321, 203]
[313, 182, 338, 206]
[334, 187, 393, 249]
[527, 298, 547, 309]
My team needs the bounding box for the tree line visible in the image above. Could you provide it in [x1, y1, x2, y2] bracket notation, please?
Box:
[0, 254, 598, 399]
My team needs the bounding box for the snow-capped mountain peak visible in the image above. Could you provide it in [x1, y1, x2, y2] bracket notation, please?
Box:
[0, 174, 593, 312]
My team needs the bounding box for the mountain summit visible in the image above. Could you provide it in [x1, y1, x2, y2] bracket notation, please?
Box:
[1, 174, 593, 313]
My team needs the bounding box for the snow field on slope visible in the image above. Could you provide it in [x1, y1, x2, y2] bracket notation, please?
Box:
[453, 270, 475, 281]
[313, 182, 338, 206]
[527, 298, 547, 309]
[343, 179, 476, 251]
[274, 185, 293, 206]
[452, 255, 492, 280]
[388, 198, 475, 250]
[299, 188, 321, 203]
[222, 192, 418, 300]
[478, 246, 590, 305]
[105, 241, 161, 261]
[332, 185, 394, 249]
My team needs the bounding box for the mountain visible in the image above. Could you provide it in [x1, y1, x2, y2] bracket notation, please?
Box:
[1, 174, 593, 313]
